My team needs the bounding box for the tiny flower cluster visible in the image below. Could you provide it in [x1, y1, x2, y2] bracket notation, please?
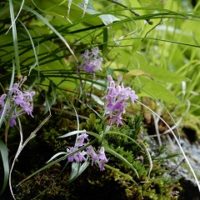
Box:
[67, 132, 108, 171]
[0, 79, 35, 127]
[79, 47, 103, 73]
[105, 75, 138, 126]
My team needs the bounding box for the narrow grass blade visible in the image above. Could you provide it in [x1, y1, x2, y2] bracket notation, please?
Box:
[0, 140, 9, 196]
[58, 130, 86, 138]
[23, 5, 78, 62]
[105, 146, 139, 178]
[19, 21, 39, 75]
[46, 152, 67, 163]
[9, 0, 21, 77]
[7, 0, 25, 33]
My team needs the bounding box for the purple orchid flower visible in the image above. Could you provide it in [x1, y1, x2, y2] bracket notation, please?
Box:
[105, 75, 138, 125]
[66, 132, 108, 171]
[79, 47, 103, 73]
[0, 79, 35, 127]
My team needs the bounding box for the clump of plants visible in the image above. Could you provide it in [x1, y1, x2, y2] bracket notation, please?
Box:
[1, 0, 200, 199]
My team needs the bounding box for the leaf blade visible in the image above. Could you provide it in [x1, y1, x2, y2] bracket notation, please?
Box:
[0, 140, 9, 195]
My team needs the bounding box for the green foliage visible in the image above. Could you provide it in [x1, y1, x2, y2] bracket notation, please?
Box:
[85, 113, 104, 132]
[1, 0, 200, 198]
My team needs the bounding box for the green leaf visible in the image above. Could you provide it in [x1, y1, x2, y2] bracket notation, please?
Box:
[99, 14, 120, 25]
[69, 161, 89, 182]
[33, 0, 102, 25]
[58, 130, 86, 138]
[0, 140, 9, 196]
[46, 152, 67, 163]
[126, 69, 150, 78]
[91, 94, 104, 106]
[139, 65, 184, 84]
[139, 77, 179, 104]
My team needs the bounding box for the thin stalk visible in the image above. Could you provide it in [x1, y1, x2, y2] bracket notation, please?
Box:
[9, 0, 21, 77]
